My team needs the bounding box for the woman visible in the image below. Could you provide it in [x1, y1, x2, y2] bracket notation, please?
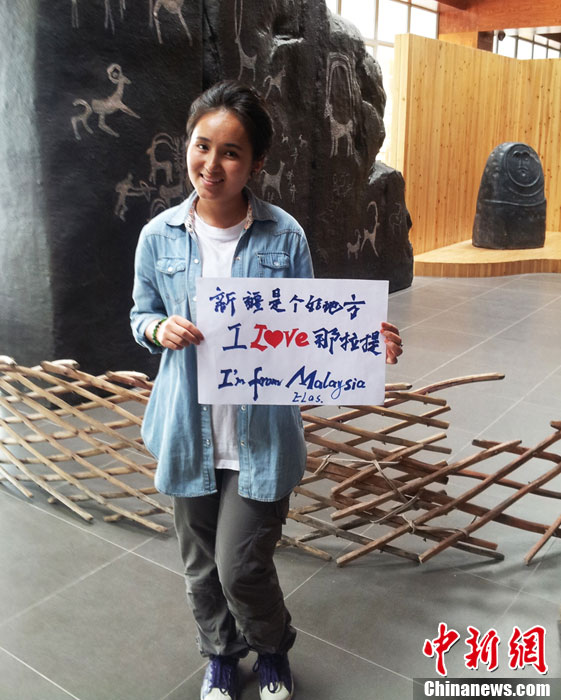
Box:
[131, 80, 402, 700]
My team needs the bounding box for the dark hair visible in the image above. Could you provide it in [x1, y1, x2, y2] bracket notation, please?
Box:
[186, 80, 273, 161]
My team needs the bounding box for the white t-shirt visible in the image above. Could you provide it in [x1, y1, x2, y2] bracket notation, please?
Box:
[193, 210, 245, 471]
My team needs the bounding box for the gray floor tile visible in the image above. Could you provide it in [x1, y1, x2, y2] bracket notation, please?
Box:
[475, 400, 561, 447]
[1, 476, 173, 550]
[398, 324, 485, 357]
[0, 648, 79, 700]
[422, 387, 517, 435]
[387, 297, 445, 329]
[0, 491, 125, 624]
[164, 627, 414, 700]
[417, 353, 555, 402]
[393, 286, 477, 312]
[525, 372, 561, 413]
[490, 592, 561, 678]
[418, 305, 521, 338]
[0, 554, 197, 700]
[519, 537, 561, 606]
[476, 285, 560, 313]
[286, 554, 520, 679]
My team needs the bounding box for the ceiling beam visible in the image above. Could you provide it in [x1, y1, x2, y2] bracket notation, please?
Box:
[438, 1, 468, 9]
[439, 0, 561, 34]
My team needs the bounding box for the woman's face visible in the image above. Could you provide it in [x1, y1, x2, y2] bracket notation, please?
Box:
[187, 109, 261, 213]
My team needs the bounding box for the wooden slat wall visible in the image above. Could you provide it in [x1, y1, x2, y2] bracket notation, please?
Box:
[390, 35, 561, 255]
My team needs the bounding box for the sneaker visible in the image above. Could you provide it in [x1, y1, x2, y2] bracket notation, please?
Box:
[200, 655, 239, 700]
[253, 653, 294, 700]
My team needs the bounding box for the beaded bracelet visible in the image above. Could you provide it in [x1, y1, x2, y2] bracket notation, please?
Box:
[152, 317, 168, 348]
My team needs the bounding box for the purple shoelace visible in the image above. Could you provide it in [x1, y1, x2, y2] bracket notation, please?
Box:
[253, 654, 292, 693]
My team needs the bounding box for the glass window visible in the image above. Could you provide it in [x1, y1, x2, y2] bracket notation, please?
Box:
[410, 7, 438, 39]
[341, 0, 375, 39]
[378, 0, 409, 44]
[498, 35, 516, 58]
[533, 43, 547, 59]
[547, 47, 560, 58]
[376, 44, 394, 100]
[517, 39, 533, 59]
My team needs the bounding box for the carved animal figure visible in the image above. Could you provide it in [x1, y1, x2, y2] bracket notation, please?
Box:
[260, 161, 285, 201]
[153, 0, 193, 45]
[361, 201, 380, 256]
[71, 64, 140, 139]
[146, 133, 175, 184]
[347, 230, 362, 260]
[114, 173, 154, 221]
[234, 0, 257, 81]
[159, 181, 184, 208]
[324, 102, 354, 158]
[263, 67, 286, 100]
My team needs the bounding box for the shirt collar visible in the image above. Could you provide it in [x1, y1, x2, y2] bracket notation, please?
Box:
[185, 198, 254, 235]
[162, 187, 278, 229]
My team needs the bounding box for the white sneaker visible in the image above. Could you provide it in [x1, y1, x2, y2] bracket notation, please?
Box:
[253, 653, 294, 700]
[200, 655, 239, 700]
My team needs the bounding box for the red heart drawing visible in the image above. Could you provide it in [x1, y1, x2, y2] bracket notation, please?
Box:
[264, 330, 283, 348]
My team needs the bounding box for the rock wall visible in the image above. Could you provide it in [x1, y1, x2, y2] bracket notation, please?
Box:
[0, 0, 412, 374]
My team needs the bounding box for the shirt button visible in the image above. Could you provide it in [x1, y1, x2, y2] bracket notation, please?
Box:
[194, 258, 200, 264]
[240, 440, 246, 447]
[167, 266, 173, 272]
[274, 261, 280, 266]
[205, 438, 211, 446]
[202, 406, 208, 411]
[240, 405, 246, 411]
[193, 295, 197, 302]
[234, 256, 241, 261]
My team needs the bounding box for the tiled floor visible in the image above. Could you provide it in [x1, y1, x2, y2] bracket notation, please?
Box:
[1, 273, 560, 700]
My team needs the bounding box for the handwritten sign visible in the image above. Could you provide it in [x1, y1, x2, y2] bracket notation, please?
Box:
[196, 278, 388, 405]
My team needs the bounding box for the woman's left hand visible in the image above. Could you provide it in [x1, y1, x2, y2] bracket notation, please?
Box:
[381, 321, 403, 364]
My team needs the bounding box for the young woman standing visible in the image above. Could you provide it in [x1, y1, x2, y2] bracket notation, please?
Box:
[131, 80, 402, 700]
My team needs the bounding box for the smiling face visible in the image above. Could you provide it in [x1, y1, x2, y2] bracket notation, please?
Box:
[186, 108, 262, 225]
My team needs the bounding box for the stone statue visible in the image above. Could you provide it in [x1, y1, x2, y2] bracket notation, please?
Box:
[473, 143, 546, 249]
[0, 0, 413, 373]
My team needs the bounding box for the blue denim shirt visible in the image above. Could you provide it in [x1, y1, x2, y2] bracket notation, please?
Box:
[130, 188, 314, 501]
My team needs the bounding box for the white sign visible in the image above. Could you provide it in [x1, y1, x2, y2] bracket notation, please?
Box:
[196, 278, 388, 405]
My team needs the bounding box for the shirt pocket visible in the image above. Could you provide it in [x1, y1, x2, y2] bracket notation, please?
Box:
[256, 251, 290, 277]
[156, 257, 187, 303]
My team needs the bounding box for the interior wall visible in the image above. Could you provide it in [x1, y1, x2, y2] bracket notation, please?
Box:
[390, 34, 561, 255]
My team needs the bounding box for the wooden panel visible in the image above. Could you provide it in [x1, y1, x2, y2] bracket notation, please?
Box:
[390, 35, 561, 256]
[413, 232, 561, 277]
[440, 0, 561, 33]
[439, 32, 479, 48]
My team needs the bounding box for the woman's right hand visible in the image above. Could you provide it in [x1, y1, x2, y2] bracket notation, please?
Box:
[148, 315, 204, 350]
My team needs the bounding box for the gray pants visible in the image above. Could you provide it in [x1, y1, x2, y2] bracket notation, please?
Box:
[173, 469, 296, 658]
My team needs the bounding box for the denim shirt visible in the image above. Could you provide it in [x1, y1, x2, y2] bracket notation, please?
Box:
[130, 188, 314, 501]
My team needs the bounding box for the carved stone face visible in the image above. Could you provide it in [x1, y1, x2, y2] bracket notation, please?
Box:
[506, 146, 541, 188]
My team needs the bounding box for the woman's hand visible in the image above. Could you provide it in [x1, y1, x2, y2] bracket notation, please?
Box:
[381, 321, 403, 365]
[148, 315, 204, 350]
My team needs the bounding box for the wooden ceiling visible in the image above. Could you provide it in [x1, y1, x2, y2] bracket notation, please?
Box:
[439, 0, 561, 34]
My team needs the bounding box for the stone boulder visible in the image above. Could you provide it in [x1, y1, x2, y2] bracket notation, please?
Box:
[0, 0, 412, 373]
